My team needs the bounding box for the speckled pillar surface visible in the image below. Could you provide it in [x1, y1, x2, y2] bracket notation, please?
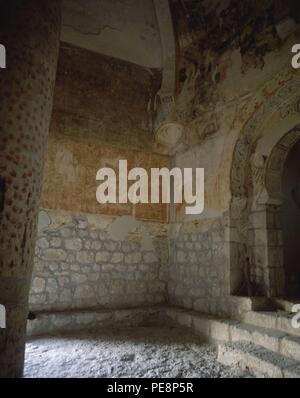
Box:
[0, 0, 61, 378]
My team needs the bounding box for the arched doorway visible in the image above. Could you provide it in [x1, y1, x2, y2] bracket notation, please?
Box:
[229, 76, 300, 298]
[230, 126, 300, 298]
[282, 138, 300, 298]
[262, 128, 300, 298]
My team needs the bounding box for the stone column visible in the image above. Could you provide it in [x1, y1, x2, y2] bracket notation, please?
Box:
[0, 0, 61, 378]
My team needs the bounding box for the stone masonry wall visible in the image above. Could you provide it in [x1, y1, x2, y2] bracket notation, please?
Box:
[28, 43, 169, 314]
[29, 209, 169, 312]
[168, 215, 230, 315]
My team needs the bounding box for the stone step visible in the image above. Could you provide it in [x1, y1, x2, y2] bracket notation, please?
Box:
[218, 342, 300, 378]
[229, 322, 300, 362]
[166, 308, 300, 362]
[243, 310, 300, 337]
[26, 306, 168, 337]
[271, 298, 300, 312]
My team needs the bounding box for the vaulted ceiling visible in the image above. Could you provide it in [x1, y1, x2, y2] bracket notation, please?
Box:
[61, 0, 164, 68]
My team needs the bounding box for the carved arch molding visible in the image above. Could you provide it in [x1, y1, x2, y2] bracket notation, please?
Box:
[229, 76, 300, 297]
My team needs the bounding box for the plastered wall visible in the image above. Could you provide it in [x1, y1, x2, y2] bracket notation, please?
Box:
[29, 44, 170, 311]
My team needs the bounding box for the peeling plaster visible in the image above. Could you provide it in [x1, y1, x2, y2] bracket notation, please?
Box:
[37, 211, 51, 233]
[108, 216, 141, 241]
[108, 215, 155, 250]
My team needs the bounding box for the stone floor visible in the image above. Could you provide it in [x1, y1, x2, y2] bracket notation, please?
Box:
[24, 325, 251, 378]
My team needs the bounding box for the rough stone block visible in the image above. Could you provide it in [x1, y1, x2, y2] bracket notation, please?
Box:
[77, 251, 95, 264]
[42, 249, 67, 261]
[74, 285, 94, 300]
[210, 320, 231, 342]
[96, 251, 111, 263]
[36, 238, 49, 249]
[71, 273, 88, 284]
[193, 317, 210, 338]
[230, 323, 253, 342]
[143, 252, 157, 264]
[32, 277, 46, 293]
[281, 336, 300, 361]
[176, 313, 192, 328]
[111, 252, 124, 264]
[65, 238, 82, 251]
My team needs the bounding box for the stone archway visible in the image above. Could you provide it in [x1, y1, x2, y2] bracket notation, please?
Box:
[250, 128, 300, 297]
[229, 76, 300, 298]
[280, 134, 300, 297]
